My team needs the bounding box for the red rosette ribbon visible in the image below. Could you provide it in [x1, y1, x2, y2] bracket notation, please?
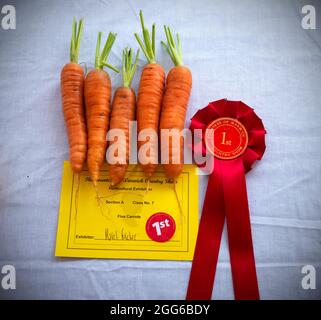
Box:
[187, 99, 266, 300]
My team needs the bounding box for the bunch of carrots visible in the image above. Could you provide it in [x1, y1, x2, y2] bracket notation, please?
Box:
[60, 12, 192, 189]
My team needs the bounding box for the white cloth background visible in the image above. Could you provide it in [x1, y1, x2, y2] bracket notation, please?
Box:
[0, 0, 321, 299]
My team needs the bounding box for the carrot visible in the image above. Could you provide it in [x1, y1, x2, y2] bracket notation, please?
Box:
[160, 26, 192, 179]
[60, 18, 87, 174]
[84, 32, 119, 186]
[108, 48, 139, 186]
[134, 10, 165, 178]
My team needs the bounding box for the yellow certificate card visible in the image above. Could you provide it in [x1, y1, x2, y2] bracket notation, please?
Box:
[55, 161, 199, 261]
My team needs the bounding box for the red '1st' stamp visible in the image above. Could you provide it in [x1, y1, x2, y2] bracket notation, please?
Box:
[146, 212, 176, 242]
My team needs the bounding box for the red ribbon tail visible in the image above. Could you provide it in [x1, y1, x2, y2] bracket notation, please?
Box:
[186, 160, 225, 300]
[186, 158, 260, 300]
[221, 158, 260, 300]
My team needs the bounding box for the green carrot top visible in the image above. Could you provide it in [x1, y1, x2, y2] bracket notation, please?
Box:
[161, 25, 183, 66]
[70, 18, 84, 63]
[122, 48, 139, 88]
[134, 10, 157, 64]
[94, 32, 119, 73]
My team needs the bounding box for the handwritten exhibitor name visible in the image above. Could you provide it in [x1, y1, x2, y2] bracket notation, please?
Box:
[105, 228, 137, 241]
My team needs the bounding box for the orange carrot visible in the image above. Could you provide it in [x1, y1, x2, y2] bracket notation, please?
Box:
[108, 48, 139, 186]
[60, 18, 87, 174]
[84, 32, 119, 185]
[134, 11, 165, 178]
[160, 26, 192, 179]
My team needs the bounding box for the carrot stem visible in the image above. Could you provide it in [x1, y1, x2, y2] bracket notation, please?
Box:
[122, 48, 139, 88]
[70, 18, 84, 63]
[101, 62, 120, 73]
[161, 25, 183, 66]
[134, 10, 156, 64]
[94, 31, 119, 72]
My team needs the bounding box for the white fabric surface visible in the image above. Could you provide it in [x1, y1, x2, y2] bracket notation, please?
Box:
[0, 0, 321, 299]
